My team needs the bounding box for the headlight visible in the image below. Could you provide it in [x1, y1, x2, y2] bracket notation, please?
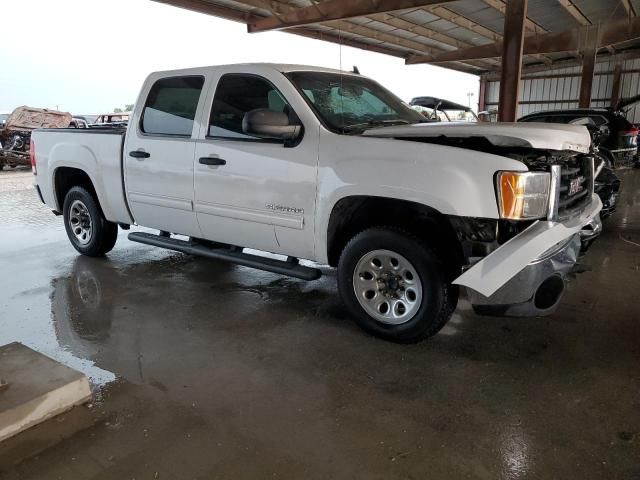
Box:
[496, 171, 550, 220]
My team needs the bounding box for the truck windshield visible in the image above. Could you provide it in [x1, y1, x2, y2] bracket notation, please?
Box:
[286, 71, 425, 134]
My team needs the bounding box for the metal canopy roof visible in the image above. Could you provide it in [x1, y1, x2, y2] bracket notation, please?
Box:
[153, 0, 640, 76]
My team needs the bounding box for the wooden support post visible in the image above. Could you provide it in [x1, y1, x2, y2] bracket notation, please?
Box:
[478, 76, 487, 112]
[610, 62, 623, 108]
[498, 0, 527, 122]
[579, 27, 598, 108]
[579, 50, 596, 108]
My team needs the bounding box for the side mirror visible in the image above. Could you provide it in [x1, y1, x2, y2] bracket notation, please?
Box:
[242, 109, 302, 141]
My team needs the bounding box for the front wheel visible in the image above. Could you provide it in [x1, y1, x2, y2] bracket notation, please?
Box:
[63, 186, 118, 257]
[337, 228, 454, 343]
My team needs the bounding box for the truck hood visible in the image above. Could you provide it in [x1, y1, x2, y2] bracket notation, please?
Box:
[361, 122, 591, 153]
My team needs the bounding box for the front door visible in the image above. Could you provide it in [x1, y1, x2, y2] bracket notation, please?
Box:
[194, 72, 318, 259]
[124, 75, 206, 238]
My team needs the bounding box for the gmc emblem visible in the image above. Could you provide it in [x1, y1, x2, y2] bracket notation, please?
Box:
[568, 176, 585, 196]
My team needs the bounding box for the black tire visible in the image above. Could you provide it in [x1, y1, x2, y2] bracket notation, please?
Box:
[63, 186, 118, 257]
[337, 227, 455, 343]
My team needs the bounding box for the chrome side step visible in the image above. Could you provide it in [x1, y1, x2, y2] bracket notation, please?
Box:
[128, 232, 322, 281]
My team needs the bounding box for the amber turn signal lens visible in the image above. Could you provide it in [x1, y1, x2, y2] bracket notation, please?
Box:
[496, 171, 550, 220]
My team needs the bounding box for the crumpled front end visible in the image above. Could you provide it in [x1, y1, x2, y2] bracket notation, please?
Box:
[468, 234, 581, 316]
[454, 194, 602, 317]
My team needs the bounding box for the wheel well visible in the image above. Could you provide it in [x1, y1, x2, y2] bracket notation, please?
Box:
[326, 196, 464, 278]
[54, 167, 96, 211]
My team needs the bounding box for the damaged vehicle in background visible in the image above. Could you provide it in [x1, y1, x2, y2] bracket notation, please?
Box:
[410, 96, 478, 122]
[32, 64, 602, 343]
[519, 112, 626, 218]
[518, 96, 639, 168]
[0, 106, 72, 170]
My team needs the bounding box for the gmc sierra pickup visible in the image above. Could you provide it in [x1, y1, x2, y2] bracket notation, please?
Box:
[32, 63, 602, 343]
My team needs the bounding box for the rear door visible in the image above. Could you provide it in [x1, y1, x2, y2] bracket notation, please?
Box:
[124, 74, 207, 237]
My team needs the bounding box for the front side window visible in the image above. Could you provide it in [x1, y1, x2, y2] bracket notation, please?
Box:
[209, 74, 292, 139]
[141, 76, 204, 136]
[286, 71, 424, 134]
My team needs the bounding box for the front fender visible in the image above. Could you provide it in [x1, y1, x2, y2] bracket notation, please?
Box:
[315, 132, 527, 263]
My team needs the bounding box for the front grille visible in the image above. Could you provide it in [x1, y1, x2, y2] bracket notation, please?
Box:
[555, 155, 594, 219]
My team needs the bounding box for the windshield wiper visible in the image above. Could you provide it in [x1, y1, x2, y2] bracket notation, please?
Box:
[342, 119, 411, 133]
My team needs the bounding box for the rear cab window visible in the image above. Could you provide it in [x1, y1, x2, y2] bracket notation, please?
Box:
[141, 76, 205, 136]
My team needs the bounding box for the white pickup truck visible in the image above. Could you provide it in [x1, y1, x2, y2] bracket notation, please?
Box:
[32, 63, 602, 343]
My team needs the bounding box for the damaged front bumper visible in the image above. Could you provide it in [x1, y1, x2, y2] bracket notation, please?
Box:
[454, 195, 602, 317]
[468, 234, 581, 316]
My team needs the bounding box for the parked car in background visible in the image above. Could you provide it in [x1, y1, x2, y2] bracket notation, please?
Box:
[0, 106, 72, 170]
[70, 117, 89, 128]
[410, 96, 478, 122]
[91, 112, 130, 127]
[32, 63, 602, 343]
[519, 98, 639, 168]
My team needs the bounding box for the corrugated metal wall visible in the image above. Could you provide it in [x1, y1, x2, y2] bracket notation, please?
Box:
[485, 59, 640, 123]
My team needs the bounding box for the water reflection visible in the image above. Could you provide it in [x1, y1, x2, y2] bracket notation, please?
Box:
[53, 256, 114, 350]
[499, 424, 531, 479]
[51, 256, 143, 385]
[49, 256, 117, 385]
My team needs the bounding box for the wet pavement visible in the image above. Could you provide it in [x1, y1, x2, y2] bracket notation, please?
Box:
[0, 168, 639, 479]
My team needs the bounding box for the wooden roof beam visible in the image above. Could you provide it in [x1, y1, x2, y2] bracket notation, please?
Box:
[425, 5, 501, 42]
[247, 0, 456, 33]
[153, 0, 256, 23]
[406, 16, 640, 64]
[436, 1, 553, 65]
[243, 0, 494, 70]
[326, 19, 496, 70]
[152, 0, 430, 60]
[620, 0, 636, 16]
[361, 13, 501, 67]
[556, 0, 591, 25]
[481, 0, 546, 34]
[483, 48, 640, 79]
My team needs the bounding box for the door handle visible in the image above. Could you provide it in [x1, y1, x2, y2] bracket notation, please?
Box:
[129, 150, 150, 159]
[199, 157, 226, 166]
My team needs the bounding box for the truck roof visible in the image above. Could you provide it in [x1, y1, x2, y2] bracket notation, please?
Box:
[148, 63, 361, 78]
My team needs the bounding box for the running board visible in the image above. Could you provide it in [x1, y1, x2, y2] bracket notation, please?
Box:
[128, 232, 321, 281]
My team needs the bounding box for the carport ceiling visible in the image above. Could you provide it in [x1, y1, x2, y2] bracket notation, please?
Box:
[153, 0, 640, 75]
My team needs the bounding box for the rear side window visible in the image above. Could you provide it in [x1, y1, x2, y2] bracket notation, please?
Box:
[141, 76, 204, 136]
[208, 74, 291, 139]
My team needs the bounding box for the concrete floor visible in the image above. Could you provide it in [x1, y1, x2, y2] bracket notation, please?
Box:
[0, 168, 639, 479]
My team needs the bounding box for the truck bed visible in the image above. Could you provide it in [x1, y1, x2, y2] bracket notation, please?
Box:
[39, 126, 127, 134]
[31, 127, 132, 225]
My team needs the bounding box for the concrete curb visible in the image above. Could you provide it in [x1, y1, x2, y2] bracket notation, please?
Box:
[0, 342, 91, 443]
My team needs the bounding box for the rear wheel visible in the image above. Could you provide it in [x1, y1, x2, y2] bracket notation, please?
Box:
[63, 186, 118, 257]
[338, 227, 455, 343]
